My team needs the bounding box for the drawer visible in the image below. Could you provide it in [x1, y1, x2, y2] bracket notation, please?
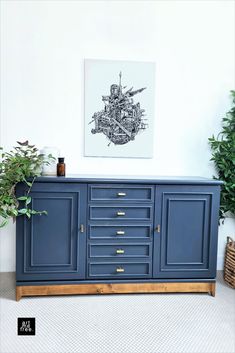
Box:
[89, 184, 154, 202]
[89, 225, 152, 239]
[89, 205, 153, 221]
[88, 262, 151, 278]
[89, 243, 151, 258]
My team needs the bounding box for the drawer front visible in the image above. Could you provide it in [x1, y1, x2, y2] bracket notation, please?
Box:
[89, 184, 154, 202]
[88, 262, 151, 278]
[89, 205, 153, 221]
[89, 244, 151, 258]
[89, 225, 152, 239]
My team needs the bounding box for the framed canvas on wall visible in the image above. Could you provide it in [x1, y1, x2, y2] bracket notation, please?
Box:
[84, 59, 155, 158]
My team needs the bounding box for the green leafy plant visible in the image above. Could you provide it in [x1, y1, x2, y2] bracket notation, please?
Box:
[0, 141, 55, 228]
[208, 90, 235, 220]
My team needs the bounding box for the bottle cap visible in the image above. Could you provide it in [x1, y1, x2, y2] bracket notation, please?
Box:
[58, 157, 65, 163]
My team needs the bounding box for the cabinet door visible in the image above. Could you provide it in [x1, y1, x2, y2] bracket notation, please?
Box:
[16, 183, 87, 281]
[153, 185, 220, 278]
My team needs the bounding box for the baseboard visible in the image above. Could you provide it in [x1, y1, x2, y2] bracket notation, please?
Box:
[15, 282, 216, 301]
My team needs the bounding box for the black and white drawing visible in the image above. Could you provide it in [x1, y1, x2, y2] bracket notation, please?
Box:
[85, 59, 155, 158]
[89, 72, 148, 146]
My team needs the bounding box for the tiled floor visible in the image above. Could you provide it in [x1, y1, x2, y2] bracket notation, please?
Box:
[0, 271, 234, 353]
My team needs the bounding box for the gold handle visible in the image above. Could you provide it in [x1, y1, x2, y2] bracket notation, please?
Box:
[116, 249, 125, 254]
[117, 192, 126, 197]
[116, 267, 125, 273]
[80, 224, 85, 233]
[116, 230, 125, 235]
[117, 211, 125, 216]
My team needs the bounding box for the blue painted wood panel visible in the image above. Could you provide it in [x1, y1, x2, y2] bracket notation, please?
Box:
[89, 204, 153, 221]
[89, 184, 154, 202]
[33, 175, 223, 185]
[16, 179, 221, 286]
[153, 185, 220, 278]
[89, 243, 151, 258]
[16, 183, 87, 281]
[88, 262, 151, 278]
[89, 224, 152, 240]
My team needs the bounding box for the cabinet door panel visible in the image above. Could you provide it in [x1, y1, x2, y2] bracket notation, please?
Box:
[153, 186, 220, 278]
[16, 183, 86, 281]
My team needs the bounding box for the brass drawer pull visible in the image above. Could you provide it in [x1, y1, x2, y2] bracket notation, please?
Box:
[156, 224, 161, 233]
[116, 249, 125, 254]
[117, 192, 126, 197]
[117, 211, 125, 216]
[116, 267, 125, 273]
[116, 230, 125, 235]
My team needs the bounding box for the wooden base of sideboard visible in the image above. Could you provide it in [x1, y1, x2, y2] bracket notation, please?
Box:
[16, 282, 216, 301]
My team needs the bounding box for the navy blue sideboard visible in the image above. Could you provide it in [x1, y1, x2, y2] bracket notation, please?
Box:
[15, 175, 222, 300]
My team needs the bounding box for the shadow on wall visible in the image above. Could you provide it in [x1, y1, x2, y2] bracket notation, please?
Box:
[0, 272, 16, 300]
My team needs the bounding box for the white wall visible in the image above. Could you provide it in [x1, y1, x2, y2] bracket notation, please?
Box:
[0, 0, 234, 272]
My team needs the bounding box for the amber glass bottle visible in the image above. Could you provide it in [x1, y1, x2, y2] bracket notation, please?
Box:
[57, 157, 66, 177]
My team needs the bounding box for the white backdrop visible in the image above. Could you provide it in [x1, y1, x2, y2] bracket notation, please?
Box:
[0, 0, 234, 271]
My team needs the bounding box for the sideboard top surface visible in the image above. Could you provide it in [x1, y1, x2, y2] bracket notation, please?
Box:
[33, 174, 223, 185]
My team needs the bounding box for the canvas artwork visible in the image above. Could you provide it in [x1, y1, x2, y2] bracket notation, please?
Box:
[84, 59, 155, 158]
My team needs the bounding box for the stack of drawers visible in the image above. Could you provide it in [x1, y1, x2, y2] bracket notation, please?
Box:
[87, 184, 154, 279]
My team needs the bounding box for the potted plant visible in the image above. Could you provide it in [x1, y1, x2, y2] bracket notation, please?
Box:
[208, 90, 235, 221]
[209, 90, 235, 288]
[0, 141, 54, 228]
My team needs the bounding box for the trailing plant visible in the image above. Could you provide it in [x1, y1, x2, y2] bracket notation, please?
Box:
[0, 141, 55, 228]
[208, 90, 235, 221]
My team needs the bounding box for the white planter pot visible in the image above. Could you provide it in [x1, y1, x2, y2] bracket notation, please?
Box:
[41, 146, 59, 176]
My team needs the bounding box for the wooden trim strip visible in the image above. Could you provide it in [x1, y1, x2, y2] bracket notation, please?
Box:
[16, 282, 216, 301]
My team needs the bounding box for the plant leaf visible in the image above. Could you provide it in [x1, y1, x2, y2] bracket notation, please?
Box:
[26, 197, 32, 205]
[17, 140, 28, 146]
[17, 196, 27, 201]
[0, 219, 8, 228]
[18, 208, 27, 214]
